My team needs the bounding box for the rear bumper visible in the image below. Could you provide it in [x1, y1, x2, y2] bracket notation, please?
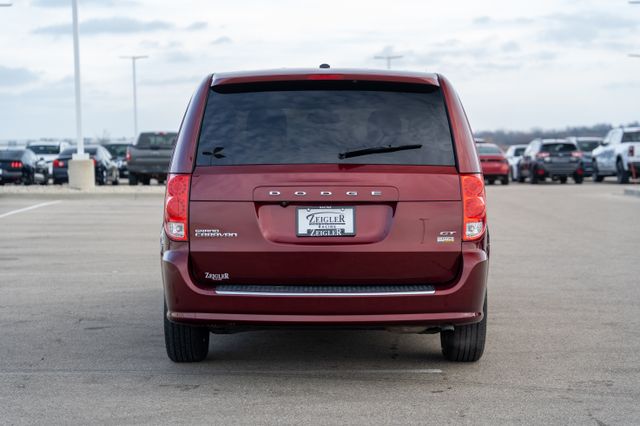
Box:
[162, 240, 489, 327]
[536, 161, 581, 177]
[0, 170, 22, 182]
[481, 163, 509, 177]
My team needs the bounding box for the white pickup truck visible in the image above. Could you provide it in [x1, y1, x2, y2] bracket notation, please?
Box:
[592, 127, 640, 183]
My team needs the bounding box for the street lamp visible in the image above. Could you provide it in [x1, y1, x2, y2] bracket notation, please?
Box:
[120, 55, 148, 139]
[374, 54, 403, 70]
[68, 0, 94, 189]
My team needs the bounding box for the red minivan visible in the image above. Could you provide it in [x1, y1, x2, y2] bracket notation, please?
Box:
[162, 68, 489, 363]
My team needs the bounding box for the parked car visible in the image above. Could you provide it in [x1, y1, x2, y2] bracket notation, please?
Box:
[0, 148, 49, 185]
[518, 139, 584, 184]
[505, 144, 528, 181]
[127, 132, 177, 185]
[476, 143, 509, 185]
[103, 142, 132, 178]
[566, 136, 602, 177]
[591, 127, 640, 183]
[27, 140, 70, 175]
[161, 68, 489, 363]
[52, 145, 119, 185]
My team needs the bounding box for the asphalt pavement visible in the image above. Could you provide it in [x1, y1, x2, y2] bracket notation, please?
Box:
[0, 182, 639, 425]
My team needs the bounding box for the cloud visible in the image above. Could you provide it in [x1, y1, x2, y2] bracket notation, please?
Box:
[33, 17, 173, 36]
[211, 36, 232, 45]
[539, 12, 639, 46]
[140, 75, 202, 86]
[0, 66, 39, 87]
[31, 0, 137, 7]
[185, 21, 208, 31]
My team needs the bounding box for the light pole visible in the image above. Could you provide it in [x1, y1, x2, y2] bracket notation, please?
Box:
[120, 55, 148, 139]
[68, 0, 94, 189]
[374, 54, 403, 70]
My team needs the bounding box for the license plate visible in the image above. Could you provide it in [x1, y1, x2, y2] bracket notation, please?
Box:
[296, 207, 355, 237]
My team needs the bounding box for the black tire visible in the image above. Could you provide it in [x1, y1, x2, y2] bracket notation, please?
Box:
[24, 172, 34, 186]
[517, 172, 525, 183]
[128, 173, 138, 185]
[530, 168, 539, 184]
[559, 176, 567, 184]
[441, 295, 487, 362]
[574, 175, 583, 184]
[592, 161, 604, 182]
[487, 178, 495, 185]
[164, 302, 209, 362]
[53, 178, 63, 185]
[616, 159, 630, 184]
[40, 172, 49, 186]
[141, 176, 151, 186]
[501, 175, 509, 185]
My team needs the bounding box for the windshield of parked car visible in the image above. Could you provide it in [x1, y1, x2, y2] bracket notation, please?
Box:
[622, 131, 640, 143]
[514, 147, 526, 156]
[196, 80, 455, 166]
[136, 133, 177, 149]
[104, 144, 129, 158]
[576, 141, 600, 152]
[477, 145, 503, 155]
[29, 145, 60, 155]
[540, 143, 576, 153]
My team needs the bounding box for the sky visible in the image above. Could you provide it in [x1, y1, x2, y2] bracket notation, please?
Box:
[0, 0, 638, 140]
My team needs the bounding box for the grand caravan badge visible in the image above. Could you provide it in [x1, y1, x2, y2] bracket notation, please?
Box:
[296, 207, 356, 237]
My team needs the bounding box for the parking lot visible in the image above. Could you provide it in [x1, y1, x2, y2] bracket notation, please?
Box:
[0, 183, 639, 424]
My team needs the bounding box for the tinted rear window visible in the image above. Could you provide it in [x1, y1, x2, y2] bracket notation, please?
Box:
[196, 81, 455, 166]
[476, 145, 502, 155]
[577, 141, 600, 152]
[0, 150, 23, 160]
[60, 147, 98, 157]
[29, 145, 60, 155]
[514, 147, 525, 156]
[622, 131, 640, 143]
[137, 133, 177, 149]
[540, 143, 576, 153]
[105, 144, 129, 157]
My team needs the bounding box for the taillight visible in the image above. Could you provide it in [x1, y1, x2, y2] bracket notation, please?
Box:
[10, 161, 23, 168]
[53, 159, 64, 168]
[536, 152, 550, 159]
[126, 148, 131, 162]
[164, 174, 190, 241]
[460, 174, 486, 241]
[571, 151, 583, 158]
[91, 158, 96, 166]
[630, 146, 635, 157]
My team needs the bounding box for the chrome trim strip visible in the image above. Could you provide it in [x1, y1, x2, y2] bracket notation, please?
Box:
[215, 290, 436, 297]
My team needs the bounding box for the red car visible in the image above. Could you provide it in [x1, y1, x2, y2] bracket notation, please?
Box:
[476, 143, 509, 185]
[162, 68, 489, 363]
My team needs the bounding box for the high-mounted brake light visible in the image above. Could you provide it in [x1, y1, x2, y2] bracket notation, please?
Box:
[164, 174, 190, 241]
[460, 174, 486, 241]
[307, 74, 345, 80]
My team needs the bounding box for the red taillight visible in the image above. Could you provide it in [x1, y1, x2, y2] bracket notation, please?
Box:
[460, 174, 486, 241]
[53, 159, 64, 168]
[91, 158, 96, 166]
[571, 151, 583, 158]
[307, 74, 345, 80]
[536, 152, 550, 159]
[630, 146, 635, 157]
[126, 148, 131, 162]
[164, 174, 190, 241]
[10, 161, 23, 168]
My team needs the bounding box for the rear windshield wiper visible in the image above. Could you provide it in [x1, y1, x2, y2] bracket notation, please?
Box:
[338, 144, 422, 159]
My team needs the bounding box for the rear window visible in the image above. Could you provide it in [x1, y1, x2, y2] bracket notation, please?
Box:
[29, 145, 60, 155]
[105, 144, 129, 158]
[576, 141, 600, 152]
[0, 150, 23, 160]
[540, 143, 576, 153]
[622, 131, 640, 143]
[476, 145, 502, 155]
[514, 147, 526, 156]
[137, 133, 177, 149]
[59, 147, 98, 158]
[196, 81, 455, 166]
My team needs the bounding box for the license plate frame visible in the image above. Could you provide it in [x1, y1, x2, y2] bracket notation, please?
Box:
[296, 206, 356, 237]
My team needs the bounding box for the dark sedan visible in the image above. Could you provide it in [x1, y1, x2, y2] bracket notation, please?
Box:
[0, 149, 49, 185]
[103, 142, 132, 178]
[52, 145, 119, 185]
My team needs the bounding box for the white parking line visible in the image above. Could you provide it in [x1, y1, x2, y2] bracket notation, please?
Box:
[0, 200, 62, 219]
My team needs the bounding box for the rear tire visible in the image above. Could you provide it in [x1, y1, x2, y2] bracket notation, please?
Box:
[530, 168, 539, 184]
[128, 173, 138, 185]
[592, 162, 604, 182]
[441, 295, 487, 362]
[559, 176, 567, 184]
[574, 175, 583, 184]
[501, 175, 509, 185]
[141, 176, 151, 185]
[164, 302, 209, 363]
[616, 159, 630, 184]
[487, 178, 495, 185]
